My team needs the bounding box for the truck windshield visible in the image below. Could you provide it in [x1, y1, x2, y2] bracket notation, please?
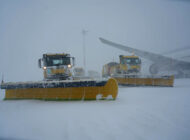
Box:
[121, 58, 141, 65]
[45, 56, 71, 66]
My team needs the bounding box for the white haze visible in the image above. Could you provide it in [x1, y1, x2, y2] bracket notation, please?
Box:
[0, 0, 190, 82]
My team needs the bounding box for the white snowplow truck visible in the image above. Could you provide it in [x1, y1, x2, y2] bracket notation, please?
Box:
[0, 53, 118, 100]
[38, 53, 75, 80]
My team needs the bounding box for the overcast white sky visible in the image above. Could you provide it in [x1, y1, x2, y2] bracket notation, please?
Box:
[0, 0, 190, 82]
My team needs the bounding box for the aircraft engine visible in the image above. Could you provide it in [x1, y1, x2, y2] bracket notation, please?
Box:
[149, 64, 159, 74]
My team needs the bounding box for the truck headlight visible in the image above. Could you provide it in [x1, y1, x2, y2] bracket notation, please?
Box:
[43, 66, 47, 70]
[68, 64, 71, 68]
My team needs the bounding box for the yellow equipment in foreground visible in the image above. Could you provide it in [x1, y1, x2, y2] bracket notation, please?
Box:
[1, 78, 118, 100]
[38, 53, 75, 80]
[0, 53, 118, 100]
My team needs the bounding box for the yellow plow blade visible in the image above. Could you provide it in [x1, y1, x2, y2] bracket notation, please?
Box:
[1, 78, 118, 100]
[113, 75, 174, 87]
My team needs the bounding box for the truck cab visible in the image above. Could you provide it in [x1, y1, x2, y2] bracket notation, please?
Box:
[119, 55, 141, 74]
[38, 53, 75, 80]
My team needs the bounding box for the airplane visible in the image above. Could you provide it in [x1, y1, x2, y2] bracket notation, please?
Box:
[99, 37, 190, 78]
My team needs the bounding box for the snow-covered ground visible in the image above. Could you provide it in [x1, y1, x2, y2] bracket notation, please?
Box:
[0, 79, 190, 140]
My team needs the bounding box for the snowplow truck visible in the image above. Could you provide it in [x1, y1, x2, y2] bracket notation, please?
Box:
[102, 55, 141, 77]
[0, 53, 118, 100]
[38, 53, 75, 80]
[102, 55, 174, 87]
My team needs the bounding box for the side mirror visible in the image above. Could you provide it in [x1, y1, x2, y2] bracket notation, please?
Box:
[38, 59, 42, 68]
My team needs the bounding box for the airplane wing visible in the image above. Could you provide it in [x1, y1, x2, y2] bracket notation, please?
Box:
[99, 37, 190, 65]
[163, 46, 190, 55]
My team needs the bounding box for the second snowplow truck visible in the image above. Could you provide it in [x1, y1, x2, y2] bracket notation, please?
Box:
[1, 53, 118, 100]
[102, 55, 141, 77]
[102, 54, 174, 87]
